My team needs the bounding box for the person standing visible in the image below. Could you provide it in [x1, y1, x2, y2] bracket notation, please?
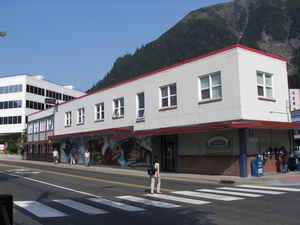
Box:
[84, 150, 90, 166]
[150, 157, 162, 194]
[53, 148, 59, 164]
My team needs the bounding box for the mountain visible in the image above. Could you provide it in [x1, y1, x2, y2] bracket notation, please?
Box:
[88, 0, 300, 92]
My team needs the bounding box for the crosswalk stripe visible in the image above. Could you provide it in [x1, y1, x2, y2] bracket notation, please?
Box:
[54, 199, 107, 215]
[88, 197, 145, 212]
[14, 201, 66, 218]
[237, 184, 300, 192]
[173, 191, 243, 201]
[196, 189, 262, 197]
[145, 193, 211, 205]
[218, 187, 285, 195]
[117, 196, 180, 208]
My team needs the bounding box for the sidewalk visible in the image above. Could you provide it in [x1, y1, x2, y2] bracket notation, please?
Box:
[1, 155, 300, 186]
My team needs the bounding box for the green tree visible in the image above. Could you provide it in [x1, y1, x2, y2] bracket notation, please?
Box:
[6, 139, 18, 154]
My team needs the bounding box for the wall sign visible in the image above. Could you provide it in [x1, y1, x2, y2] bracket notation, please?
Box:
[207, 136, 231, 149]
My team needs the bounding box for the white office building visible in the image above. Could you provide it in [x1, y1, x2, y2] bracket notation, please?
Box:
[0, 74, 85, 148]
[26, 45, 300, 176]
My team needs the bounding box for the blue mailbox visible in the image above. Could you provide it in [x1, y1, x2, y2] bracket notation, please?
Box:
[251, 154, 264, 177]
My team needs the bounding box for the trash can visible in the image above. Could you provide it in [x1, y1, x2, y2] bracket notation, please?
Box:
[0, 195, 13, 225]
[288, 155, 298, 171]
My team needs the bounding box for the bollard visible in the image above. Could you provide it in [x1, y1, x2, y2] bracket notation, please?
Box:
[0, 195, 13, 225]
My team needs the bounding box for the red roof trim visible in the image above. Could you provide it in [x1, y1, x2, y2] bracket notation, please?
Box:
[49, 127, 133, 140]
[29, 44, 286, 117]
[116, 120, 300, 137]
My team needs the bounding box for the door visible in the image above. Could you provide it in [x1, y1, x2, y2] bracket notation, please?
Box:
[161, 135, 177, 172]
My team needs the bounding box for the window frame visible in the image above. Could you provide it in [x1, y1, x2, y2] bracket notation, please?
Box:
[257, 71, 274, 100]
[65, 111, 72, 127]
[159, 83, 177, 109]
[112, 97, 124, 119]
[198, 71, 222, 103]
[77, 108, 85, 125]
[136, 92, 145, 120]
[95, 102, 105, 121]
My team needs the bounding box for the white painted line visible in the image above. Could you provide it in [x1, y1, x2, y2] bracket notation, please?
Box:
[54, 199, 107, 215]
[15, 171, 41, 174]
[14, 201, 66, 218]
[196, 189, 262, 197]
[173, 191, 243, 201]
[88, 197, 145, 212]
[145, 193, 211, 205]
[0, 172, 100, 198]
[237, 184, 300, 192]
[218, 187, 285, 195]
[6, 169, 30, 172]
[117, 195, 180, 208]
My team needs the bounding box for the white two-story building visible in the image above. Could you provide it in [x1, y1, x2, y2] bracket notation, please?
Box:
[0, 74, 85, 150]
[26, 45, 300, 176]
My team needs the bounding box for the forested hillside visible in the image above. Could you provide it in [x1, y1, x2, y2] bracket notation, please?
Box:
[88, 0, 300, 92]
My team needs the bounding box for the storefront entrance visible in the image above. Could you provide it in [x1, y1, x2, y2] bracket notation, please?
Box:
[161, 135, 178, 172]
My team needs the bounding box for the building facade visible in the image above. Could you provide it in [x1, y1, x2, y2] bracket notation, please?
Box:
[25, 45, 300, 176]
[0, 74, 85, 150]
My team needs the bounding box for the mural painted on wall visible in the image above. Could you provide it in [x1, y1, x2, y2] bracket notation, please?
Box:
[59, 134, 152, 167]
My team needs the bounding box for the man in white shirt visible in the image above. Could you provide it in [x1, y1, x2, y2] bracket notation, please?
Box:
[53, 149, 59, 164]
[150, 157, 161, 194]
[84, 150, 90, 166]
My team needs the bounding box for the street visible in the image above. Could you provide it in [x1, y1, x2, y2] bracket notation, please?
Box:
[1, 160, 300, 225]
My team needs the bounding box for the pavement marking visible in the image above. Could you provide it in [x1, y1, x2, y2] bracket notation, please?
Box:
[88, 197, 145, 212]
[54, 199, 108, 215]
[145, 193, 211, 205]
[14, 201, 67, 218]
[173, 191, 243, 201]
[218, 187, 285, 195]
[0, 171, 101, 198]
[196, 189, 262, 197]
[117, 195, 181, 208]
[237, 184, 300, 192]
[0, 163, 176, 192]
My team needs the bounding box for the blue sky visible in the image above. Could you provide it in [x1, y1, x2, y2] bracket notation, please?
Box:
[0, 0, 231, 92]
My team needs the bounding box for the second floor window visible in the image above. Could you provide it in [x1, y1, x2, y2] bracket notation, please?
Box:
[77, 108, 85, 124]
[46, 118, 53, 131]
[199, 71, 222, 101]
[136, 92, 145, 119]
[113, 97, 124, 118]
[65, 111, 72, 127]
[95, 103, 104, 121]
[160, 83, 177, 108]
[257, 71, 273, 99]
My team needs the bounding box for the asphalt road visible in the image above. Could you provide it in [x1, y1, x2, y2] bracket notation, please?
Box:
[0, 160, 300, 225]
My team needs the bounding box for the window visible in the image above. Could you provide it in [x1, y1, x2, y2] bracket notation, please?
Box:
[113, 98, 124, 118]
[77, 108, 85, 124]
[199, 71, 222, 101]
[34, 121, 40, 133]
[40, 120, 45, 132]
[95, 103, 104, 121]
[65, 111, 72, 127]
[28, 123, 33, 134]
[257, 71, 273, 99]
[136, 92, 145, 119]
[160, 83, 177, 108]
[46, 118, 53, 131]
